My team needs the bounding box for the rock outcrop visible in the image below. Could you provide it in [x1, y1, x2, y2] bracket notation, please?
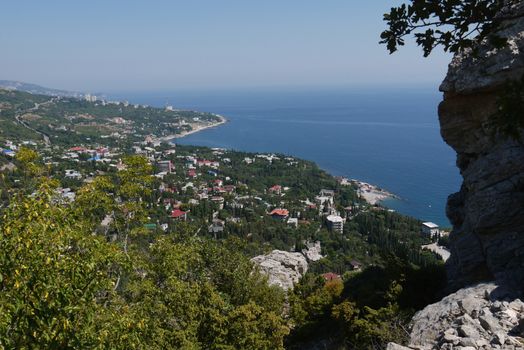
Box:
[439, 2, 524, 290]
[388, 282, 524, 350]
[301, 241, 323, 262]
[251, 250, 308, 291]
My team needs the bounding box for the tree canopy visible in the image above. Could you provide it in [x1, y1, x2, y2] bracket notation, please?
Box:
[381, 0, 523, 56]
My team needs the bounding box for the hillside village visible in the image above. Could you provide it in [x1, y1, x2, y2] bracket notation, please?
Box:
[0, 88, 449, 275]
[0, 89, 450, 349]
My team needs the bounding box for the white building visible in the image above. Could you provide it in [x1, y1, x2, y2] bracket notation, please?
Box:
[84, 94, 97, 102]
[422, 222, 440, 238]
[287, 218, 298, 228]
[326, 215, 344, 233]
[65, 169, 82, 179]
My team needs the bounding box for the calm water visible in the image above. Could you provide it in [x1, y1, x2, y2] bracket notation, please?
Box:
[111, 87, 461, 226]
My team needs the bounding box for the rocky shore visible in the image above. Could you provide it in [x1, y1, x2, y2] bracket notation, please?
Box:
[352, 179, 397, 205]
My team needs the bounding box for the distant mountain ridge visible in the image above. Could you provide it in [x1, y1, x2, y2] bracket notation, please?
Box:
[0, 80, 89, 98]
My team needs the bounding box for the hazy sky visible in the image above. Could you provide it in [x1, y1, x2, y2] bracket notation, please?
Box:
[1, 0, 451, 92]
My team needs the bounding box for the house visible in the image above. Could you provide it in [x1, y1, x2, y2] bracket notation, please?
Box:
[2, 149, 15, 157]
[197, 159, 219, 168]
[87, 154, 101, 162]
[287, 217, 298, 228]
[268, 185, 282, 195]
[350, 260, 363, 271]
[316, 195, 334, 207]
[171, 209, 187, 221]
[269, 208, 289, 221]
[213, 179, 224, 187]
[65, 169, 82, 179]
[422, 222, 440, 239]
[326, 215, 344, 233]
[56, 187, 76, 202]
[208, 219, 225, 234]
[336, 177, 351, 186]
[197, 192, 209, 200]
[157, 160, 173, 173]
[69, 146, 87, 153]
[187, 169, 197, 178]
[322, 272, 341, 282]
[211, 196, 225, 209]
[320, 189, 335, 197]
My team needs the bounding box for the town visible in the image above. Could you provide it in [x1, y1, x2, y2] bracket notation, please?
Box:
[0, 87, 450, 349]
[0, 132, 448, 288]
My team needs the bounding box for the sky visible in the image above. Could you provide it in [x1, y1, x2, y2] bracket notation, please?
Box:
[0, 0, 452, 92]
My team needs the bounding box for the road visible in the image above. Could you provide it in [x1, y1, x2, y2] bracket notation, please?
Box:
[421, 243, 451, 262]
[14, 98, 57, 146]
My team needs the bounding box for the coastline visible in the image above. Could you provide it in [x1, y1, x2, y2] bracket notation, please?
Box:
[351, 179, 398, 205]
[158, 114, 228, 143]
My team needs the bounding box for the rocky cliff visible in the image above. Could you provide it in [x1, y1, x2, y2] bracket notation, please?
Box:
[439, 2, 524, 290]
[251, 250, 308, 291]
[387, 5, 524, 349]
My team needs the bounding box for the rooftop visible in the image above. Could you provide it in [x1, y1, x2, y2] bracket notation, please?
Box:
[422, 222, 439, 229]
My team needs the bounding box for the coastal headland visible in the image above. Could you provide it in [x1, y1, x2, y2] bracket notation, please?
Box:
[162, 114, 228, 143]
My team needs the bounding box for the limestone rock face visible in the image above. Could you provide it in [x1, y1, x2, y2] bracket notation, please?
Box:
[439, 2, 524, 289]
[301, 241, 323, 262]
[388, 283, 524, 350]
[251, 250, 308, 291]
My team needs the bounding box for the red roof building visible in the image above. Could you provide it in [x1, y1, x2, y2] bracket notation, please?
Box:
[171, 209, 187, 221]
[69, 146, 87, 152]
[268, 185, 282, 194]
[322, 272, 341, 282]
[269, 208, 289, 220]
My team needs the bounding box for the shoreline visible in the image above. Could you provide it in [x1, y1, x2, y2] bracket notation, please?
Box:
[160, 113, 397, 207]
[350, 179, 399, 205]
[158, 114, 228, 143]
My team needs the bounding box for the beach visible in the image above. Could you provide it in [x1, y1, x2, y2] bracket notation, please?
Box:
[352, 180, 397, 205]
[159, 114, 227, 143]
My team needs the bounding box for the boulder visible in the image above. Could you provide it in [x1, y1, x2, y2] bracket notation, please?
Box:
[391, 282, 524, 350]
[301, 241, 323, 262]
[251, 250, 308, 291]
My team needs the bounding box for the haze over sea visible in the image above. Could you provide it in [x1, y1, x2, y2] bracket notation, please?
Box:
[111, 87, 461, 226]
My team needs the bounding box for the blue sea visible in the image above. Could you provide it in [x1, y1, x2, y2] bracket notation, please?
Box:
[110, 87, 461, 226]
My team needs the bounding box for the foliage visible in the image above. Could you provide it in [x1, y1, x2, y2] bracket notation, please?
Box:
[288, 256, 446, 349]
[380, 0, 521, 56]
[0, 173, 290, 349]
[0, 183, 128, 349]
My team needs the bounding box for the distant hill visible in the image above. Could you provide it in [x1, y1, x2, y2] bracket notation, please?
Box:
[0, 80, 87, 98]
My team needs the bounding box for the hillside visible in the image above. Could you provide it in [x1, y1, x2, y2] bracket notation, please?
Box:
[0, 80, 85, 97]
[0, 88, 222, 147]
[0, 89, 447, 349]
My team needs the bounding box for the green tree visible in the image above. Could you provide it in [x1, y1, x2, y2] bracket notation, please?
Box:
[381, 0, 521, 56]
[0, 183, 128, 349]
